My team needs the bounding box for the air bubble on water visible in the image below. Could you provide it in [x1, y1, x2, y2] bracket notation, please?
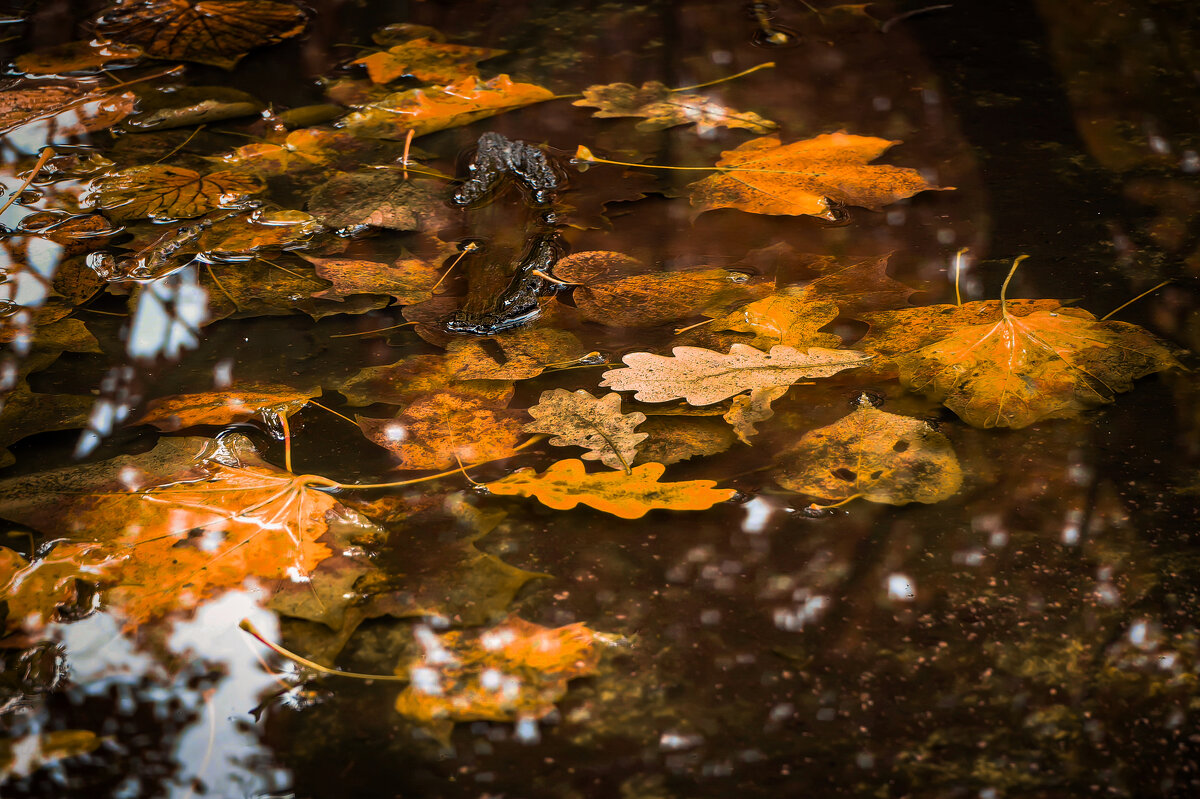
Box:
[383, 422, 407, 442]
[514, 717, 540, 744]
[741, 496, 773, 534]
[213, 358, 234, 388]
[409, 666, 442, 696]
[659, 731, 703, 751]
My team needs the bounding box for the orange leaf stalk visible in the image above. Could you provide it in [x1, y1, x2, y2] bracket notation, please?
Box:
[240, 619, 407, 682]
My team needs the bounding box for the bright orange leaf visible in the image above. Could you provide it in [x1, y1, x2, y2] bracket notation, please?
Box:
[353, 38, 506, 84]
[133, 383, 320, 431]
[394, 616, 619, 726]
[686, 132, 947, 219]
[485, 458, 735, 519]
[1, 543, 118, 636]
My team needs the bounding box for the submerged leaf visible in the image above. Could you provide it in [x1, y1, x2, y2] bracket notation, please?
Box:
[687, 132, 946, 219]
[601, 344, 871, 405]
[307, 173, 447, 231]
[0, 543, 117, 636]
[895, 306, 1181, 428]
[485, 458, 734, 519]
[341, 74, 554, 139]
[394, 616, 617, 728]
[358, 394, 525, 471]
[14, 40, 143, 74]
[523, 389, 647, 471]
[84, 165, 263, 221]
[574, 80, 776, 133]
[353, 38, 506, 84]
[304, 253, 443, 304]
[706, 286, 842, 350]
[133, 383, 319, 431]
[775, 398, 963, 505]
[94, 0, 309, 69]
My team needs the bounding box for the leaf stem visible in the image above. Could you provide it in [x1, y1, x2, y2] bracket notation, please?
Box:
[240, 619, 408, 682]
[328, 321, 415, 338]
[998, 254, 1029, 320]
[307, 399, 360, 427]
[279, 413, 293, 473]
[953, 247, 968, 307]
[431, 242, 478, 292]
[0, 146, 54, 219]
[323, 435, 546, 490]
[670, 61, 775, 93]
[1100, 279, 1172, 321]
[807, 493, 863, 510]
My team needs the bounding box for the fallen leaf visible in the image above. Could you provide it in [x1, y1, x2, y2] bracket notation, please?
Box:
[0, 381, 96, 468]
[14, 40, 143, 74]
[1, 543, 117, 636]
[84, 164, 264, 221]
[795, 253, 917, 317]
[358, 393, 525, 470]
[706, 286, 842, 350]
[0, 435, 359, 625]
[855, 299, 1065, 358]
[554, 251, 771, 327]
[353, 38, 506, 84]
[0, 81, 135, 138]
[341, 74, 554, 139]
[394, 616, 617, 730]
[133, 383, 320, 431]
[485, 458, 734, 519]
[775, 397, 963, 504]
[216, 127, 347, 177]
[338, 354, 514, 409]
[94, 0, 309, 69]
[304, 253, 443, 304]
[523, 389, 647, 471]
[197, 208, 323, 257]
[573, 80, 776, 134]
[124, 85, 266, 131]
[686, 132, 946, 219]
[633, 416, 735, 465]
[895, 305, 1181, 428]
[724, 385, 788, 443]
[601, 344, 871, 405]
[200, 255, 389, 322]
[307, 172, 447, 231]
[443, 323, 590, 380]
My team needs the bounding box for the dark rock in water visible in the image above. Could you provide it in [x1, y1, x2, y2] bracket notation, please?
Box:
[451, 131, 561, 207]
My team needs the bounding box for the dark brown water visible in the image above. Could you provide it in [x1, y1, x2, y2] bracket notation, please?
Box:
[1, 1, 1199, 797]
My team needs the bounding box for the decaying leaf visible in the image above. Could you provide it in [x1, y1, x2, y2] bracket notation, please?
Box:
[0, 81, 135, 138]
[197, 208, 323, 256]
[394, 616, 618, 729]
[14, 40, 143, 74]
[94, 0, 309, 69]
[133, 383, 320, 431]
[307, 173, 447, 231]
[1, 543, 117, 636]
[304, 253, 443, 304]
[686, 132, 946, 219]
[706, 286, 842, 350]
[341, 74, 554, 139]
[84, 164, 263, 221]
[855, 299, 1065, 359]
[353, 38, 506, 84]
[775, 397, 963, 505]
[633, 416, 735, 465]
[443, 323, 591, 380]
[724, 385, 788, 444]
[124, 85, 266, 132]
[338, 353, 514, 409]
[601, 344, 872, 405]
[523, 389, 647, 471]
[0, 435, 367, 625]
[573, 80, 776, 134]
[485, 458, 734, 519]
[358, 394, 525, 471]
[895, 305, 1181, 428]
[554, 251, 771, 327]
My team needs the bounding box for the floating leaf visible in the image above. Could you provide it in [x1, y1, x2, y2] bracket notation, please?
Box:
[303, 253, 442, 304]
[706, 286, 842, 350]
[856, 299, 1064, 359]
[216, 127, 347, 177]
[14, 40, 143, 74]
[601, 344, 871, 405]
[485, 458, 734, 519]
[895, 305, 1181, 428]
[394, 616, 617, 730]
[197, 208, 323, 256]
[358, 394, 525, 471]
[307, 172, 447, 231]
[341, 74, 554, 139]
[353, 38, 506, 84]
[0, 81, 135, 138]
[523, 389, 647, 471]
[84, 164, 263, 221]
[573, 80, 776, 134]
[1, 543, 117, 636]
[124, 85, 265, 131]
[633, 416, 735, 465]
[775, 397, 963, 504]
[94, 0, 309, 69]
[338, 353, 514, 409]
[443, 323, 590, 380]
[133, 383, 320, 431]
[554, 251, 770, 327]
[686, 132, 946, 219]
[0, 435, 360, 625]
